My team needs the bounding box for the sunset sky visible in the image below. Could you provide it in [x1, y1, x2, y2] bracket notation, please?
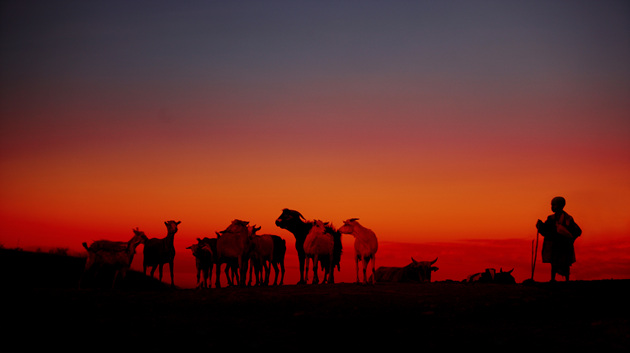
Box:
[1, 0, 628, 286]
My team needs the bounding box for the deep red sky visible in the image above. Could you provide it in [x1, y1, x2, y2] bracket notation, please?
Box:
[1, 1, 629, 286]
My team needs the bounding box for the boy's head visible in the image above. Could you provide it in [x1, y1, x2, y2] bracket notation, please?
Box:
[551, 196, 566, 213]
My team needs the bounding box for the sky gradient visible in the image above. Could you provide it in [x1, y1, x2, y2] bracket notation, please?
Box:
[1, 0, 629, 286]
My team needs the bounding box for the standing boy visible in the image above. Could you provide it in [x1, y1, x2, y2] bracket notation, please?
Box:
[536, 196, 582, 281]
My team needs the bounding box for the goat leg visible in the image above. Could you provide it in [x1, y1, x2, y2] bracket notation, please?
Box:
[208, 263, 214, 289]
[355, 255, 360, 284]
[298, 253, 306, 284]
[150, 265, 158, 278]
[215, 263, 222, 288]
[169, 261, 174, 287]
[304, 257, 310, 284]
[328, 256, 334, 284]
[272, 263, 279, 286]
[312, 255, 319, 284]
[371, 256, 376, 284]
[263, 261, 271, 286]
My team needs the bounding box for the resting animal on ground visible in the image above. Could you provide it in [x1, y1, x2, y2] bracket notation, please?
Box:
[338, 218, 378, 284]
[81, 228, 147, 288]
[465, 268, 516, 284]
[372, 257, 439, 283]
[143, 220, 181, 287]
[275, 208, 342, 284]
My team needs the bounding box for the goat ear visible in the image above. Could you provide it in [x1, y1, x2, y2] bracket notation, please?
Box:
[348, 218, 359, 222]
[176, 221, 181, 225]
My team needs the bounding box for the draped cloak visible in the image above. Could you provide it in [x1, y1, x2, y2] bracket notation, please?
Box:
[539, 211, 582, 276]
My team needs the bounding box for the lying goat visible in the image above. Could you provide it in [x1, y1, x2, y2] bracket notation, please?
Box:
[466, 268, 516, 284]
[372, 258, 439, 283]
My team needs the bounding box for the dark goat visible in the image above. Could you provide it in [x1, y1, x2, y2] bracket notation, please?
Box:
[372, 257, 438, 283]
[191, 235, 240, 288]
[270, 235, 286, 285]
[247, 225, 273, 286]
[187, 237, 216, 289]
[81, 228, 147, 288]
[275, 208, 341, 284]
[143, 220, 180, 287]
[466, 268, 516, 284]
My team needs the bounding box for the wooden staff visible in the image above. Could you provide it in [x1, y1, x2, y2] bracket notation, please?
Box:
[530, 231, 540, 281]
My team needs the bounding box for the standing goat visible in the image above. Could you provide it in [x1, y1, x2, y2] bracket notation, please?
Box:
[143, 220, 180, 287]
[214, 231, 240, 286]
[186, 237, 215, 289]
[303, 220, 336, 284]
[246, 226, 286, 286]
[338, 218, 378, 284]
[247, 225, 274, 286]
[270, 234, 286, 285]
[215, 219, 250, 287]
[81, 228, 147, 288]
[275, 208, 341, 284]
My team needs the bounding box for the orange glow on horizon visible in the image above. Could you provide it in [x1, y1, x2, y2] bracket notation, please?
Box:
[1, 1, 629, 286]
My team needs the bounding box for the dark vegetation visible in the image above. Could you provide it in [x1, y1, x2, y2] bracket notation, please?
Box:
[1, 248, 629, 352]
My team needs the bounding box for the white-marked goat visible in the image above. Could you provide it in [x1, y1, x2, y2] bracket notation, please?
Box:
[303, 220, 336, 284]
[338, 218, 378, 284]
[81, 228, 147, 288]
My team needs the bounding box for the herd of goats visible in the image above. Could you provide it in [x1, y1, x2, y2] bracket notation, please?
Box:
[81, 208, 516, 289]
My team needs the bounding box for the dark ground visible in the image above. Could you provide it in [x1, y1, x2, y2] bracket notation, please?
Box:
[1, 249, 629, 352]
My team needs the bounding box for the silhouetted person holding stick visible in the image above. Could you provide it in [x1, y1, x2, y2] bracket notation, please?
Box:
[536, 196, 582, 282]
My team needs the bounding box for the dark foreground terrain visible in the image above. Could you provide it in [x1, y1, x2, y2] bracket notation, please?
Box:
[1, 249, 629, 351]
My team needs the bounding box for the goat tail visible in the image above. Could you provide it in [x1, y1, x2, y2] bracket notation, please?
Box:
[82, 242, 89, 251]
